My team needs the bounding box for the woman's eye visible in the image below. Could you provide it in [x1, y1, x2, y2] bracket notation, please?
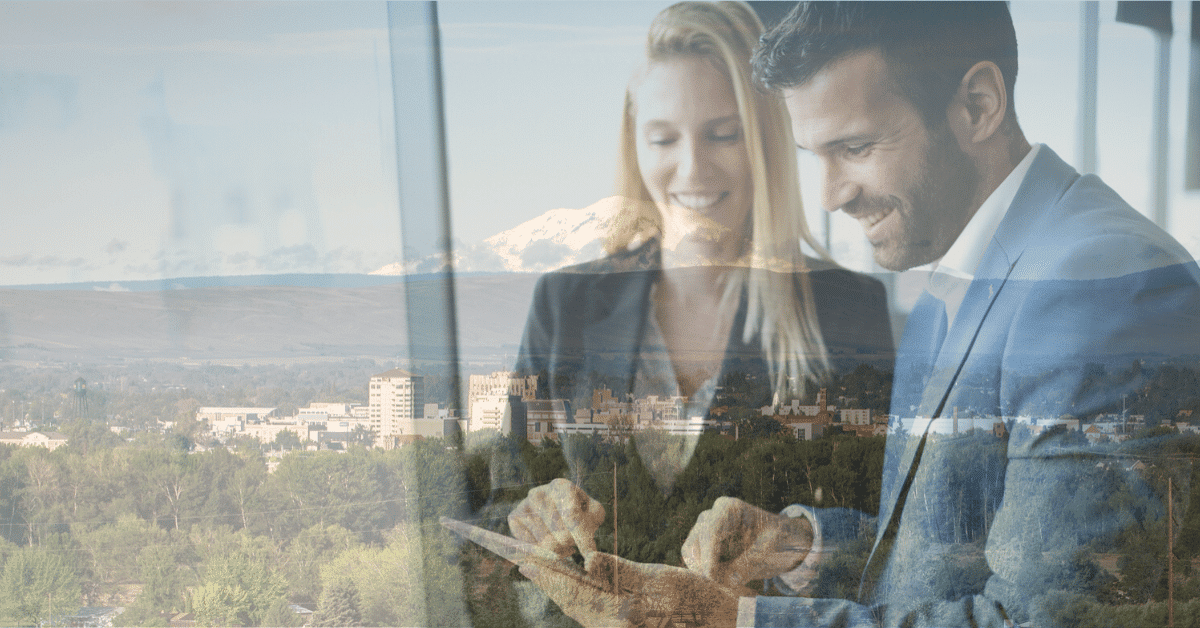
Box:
[647, 136, 676, 146]
[709, 128, 741, 142]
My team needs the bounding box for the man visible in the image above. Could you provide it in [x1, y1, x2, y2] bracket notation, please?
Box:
[511, 3, 1200, 626]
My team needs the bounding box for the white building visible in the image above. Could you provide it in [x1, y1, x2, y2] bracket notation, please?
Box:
[527, 399, 571, 442]
[554, 420, 612, 437]
[368, 368, 424, 441]
[470, 394, 525, 436]
[632, 395, 686, 425]
[769, 389, 836, 417]
[468, 371, 538, 400]
[243, 421, 315, 445]
[196, 407, 278, 436]
[841, 408, 872, 426]
[468, 371, 537, 426]
[0, 431, 68, 451]
[789, 422, 825, 441]
[322, 416, 375, 435]
[299, 402, 360, 417]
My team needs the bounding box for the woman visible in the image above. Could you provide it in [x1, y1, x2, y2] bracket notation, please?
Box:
[497, 1, 893, 622]
[510, 0, 892, 489]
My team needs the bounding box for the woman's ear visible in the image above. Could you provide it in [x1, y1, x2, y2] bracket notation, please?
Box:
[947, 60, 1008, 147]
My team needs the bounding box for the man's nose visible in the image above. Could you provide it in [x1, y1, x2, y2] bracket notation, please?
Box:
[820, 161, 859, 213]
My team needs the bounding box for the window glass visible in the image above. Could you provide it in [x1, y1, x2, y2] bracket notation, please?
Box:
[0, 2, 398, 286]
[1097, 4, 1158, 219]
[439, 1, 668, 271]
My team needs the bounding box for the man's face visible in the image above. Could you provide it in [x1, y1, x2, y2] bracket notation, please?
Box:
[782, 50, 979, 271]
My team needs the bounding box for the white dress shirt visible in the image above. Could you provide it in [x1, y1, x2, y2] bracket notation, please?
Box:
[922, 143, 1041, 330]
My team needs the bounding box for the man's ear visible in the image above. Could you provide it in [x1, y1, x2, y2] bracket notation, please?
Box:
[947, 61, 1007, 146]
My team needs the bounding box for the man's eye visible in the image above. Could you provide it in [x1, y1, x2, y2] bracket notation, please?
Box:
[648, 136, 676, 146]
[845, 143, 872, 156]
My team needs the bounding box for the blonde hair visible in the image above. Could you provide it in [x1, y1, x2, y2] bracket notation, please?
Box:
[608, 0, 831, 402]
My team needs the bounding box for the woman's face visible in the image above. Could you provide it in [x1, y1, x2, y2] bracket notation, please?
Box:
[634, 56, 753, 261]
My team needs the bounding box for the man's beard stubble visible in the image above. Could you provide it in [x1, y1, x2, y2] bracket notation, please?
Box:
[860, 123, 979, 271]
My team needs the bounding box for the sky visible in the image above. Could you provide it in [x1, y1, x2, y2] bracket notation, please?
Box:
[0, 1, 1197, 286]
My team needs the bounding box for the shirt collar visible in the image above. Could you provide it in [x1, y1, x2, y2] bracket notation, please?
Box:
[922, 143, 1041, 316]
[926, 143, 1041, 296]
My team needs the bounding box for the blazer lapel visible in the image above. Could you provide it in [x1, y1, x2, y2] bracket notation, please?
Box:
[870, 265, 1016, 561]
[579, 268, 657, 400]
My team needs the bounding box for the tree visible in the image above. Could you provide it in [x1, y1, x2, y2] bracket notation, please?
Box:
[313, 579, 363, 627]
[319, 526, 427, 627]
[262, 598, 307, 628]
[525, 438, 569, 494]
[732, 408, 784, 440]
[115, 537, 197, 627]
[278, 524, 360, 606]
[0, 545, 81, 626]
[74, 514, 172, 597]
[349, 425, 374, 448]
[270, 450, 392, 542]
[64, 417, 123, 455]
[134, 448, 204, 530]
[191, 540, 287, 627]
[272, 430, 303, 452]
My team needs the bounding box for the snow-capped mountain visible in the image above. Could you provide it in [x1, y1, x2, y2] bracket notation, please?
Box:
[371, 196, 626, 275]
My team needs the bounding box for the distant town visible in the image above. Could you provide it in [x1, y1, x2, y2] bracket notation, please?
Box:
[7, 364, 1197, 462]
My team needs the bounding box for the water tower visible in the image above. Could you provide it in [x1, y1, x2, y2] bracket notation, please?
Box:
[74, 377, 88, 421]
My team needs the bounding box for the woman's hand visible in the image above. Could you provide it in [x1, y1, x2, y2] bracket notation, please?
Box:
[508, 478, 606, 558]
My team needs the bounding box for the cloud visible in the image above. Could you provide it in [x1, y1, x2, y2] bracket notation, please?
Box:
[0, 254, 32, 267]
[227, 251, 254, 266]
[0, 254, 87, 269]
[156, 256, 214, 278]
[105, 239, 129, 255]
[452, 241, 507, 273]
[258, 245, 320, 272]
[94, 283, 129, 292]
[440, 22, 643, 54]
[0, 28, 387, 60]
[520, 239, 572, 270]
[122, 262, 158, 277]
[321, 245, 364, 270]
[218, 244, 378, 275]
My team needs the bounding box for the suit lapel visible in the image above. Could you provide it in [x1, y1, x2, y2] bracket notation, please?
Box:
[579, 268, 657, 401]
[870, 267, 1015, 561]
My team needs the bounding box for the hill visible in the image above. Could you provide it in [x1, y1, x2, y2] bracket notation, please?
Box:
[0, 273, 540, 365]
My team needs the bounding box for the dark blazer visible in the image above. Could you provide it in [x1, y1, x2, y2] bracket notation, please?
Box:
[514, 241, 895, 411]
[754, 147, 1200, 626]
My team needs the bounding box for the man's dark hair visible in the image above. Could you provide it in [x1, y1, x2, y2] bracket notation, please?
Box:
[752, 2, 1018, 127]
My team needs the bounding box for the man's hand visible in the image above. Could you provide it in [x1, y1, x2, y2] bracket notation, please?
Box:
[520, 551, 740, 628]
[682, 496, 813, 587]
[508, 478, 606, 558]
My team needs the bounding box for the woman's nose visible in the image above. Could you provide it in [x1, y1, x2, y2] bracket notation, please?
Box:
[674, 137, 712, 185]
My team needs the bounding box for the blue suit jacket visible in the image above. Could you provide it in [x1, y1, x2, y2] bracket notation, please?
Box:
[756, 148, 1200, 626]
